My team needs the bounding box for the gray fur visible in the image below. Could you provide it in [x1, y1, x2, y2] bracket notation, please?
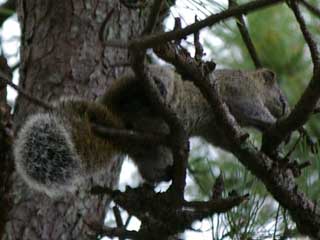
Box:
[13, 66, 289, 196]
[123, 67, 289, 177]
[14, 113, 81, 197]
[14, 99, 121, 197]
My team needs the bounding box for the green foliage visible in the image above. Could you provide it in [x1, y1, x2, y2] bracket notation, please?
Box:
[183, 1, 320, 239]
[0, 8, 14, 16]
[206, 4, 311, 87]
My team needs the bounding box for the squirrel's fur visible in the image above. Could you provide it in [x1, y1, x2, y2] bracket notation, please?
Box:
[14, 65, 289, 197]
[14, 99, 123, 197]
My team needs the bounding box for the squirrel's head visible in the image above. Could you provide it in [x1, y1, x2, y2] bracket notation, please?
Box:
[216, 68, 289, 131]
[130, 145, 173, 183]
[255, 69, 290, 119]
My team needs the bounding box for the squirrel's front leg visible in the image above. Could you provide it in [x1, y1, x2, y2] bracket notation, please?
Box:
[98, 68, 175, 184]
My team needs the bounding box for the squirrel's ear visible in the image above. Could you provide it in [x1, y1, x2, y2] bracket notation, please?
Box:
[261, 69, 276, 85]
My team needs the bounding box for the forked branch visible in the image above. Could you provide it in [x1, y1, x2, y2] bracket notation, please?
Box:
[262, 0, 320, 153]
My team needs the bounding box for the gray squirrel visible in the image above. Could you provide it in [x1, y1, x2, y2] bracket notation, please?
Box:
[14, 65, 289, 197]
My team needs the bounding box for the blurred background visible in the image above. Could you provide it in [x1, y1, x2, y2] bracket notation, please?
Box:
[2, 0, 319, 239]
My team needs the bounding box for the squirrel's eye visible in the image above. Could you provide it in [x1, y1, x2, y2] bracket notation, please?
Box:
[154, 77, 167, 96]
[262, 70, 276, 85]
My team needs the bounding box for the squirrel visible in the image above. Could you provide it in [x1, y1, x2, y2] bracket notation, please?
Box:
[14, 65, 289, 197]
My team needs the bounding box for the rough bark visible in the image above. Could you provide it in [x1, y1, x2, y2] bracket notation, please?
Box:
[3, 1, 151, 239]
[0, 56, 13, 240]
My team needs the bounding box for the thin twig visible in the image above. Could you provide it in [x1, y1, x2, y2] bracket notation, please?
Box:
[86, 221, 140, 239]
[0, 70, 52, 110]
[113, 206, 124, 228]
[183, 194, 249, 212]
[290, 1, 320, 65]
[91, 123, 169, 147]
[194, 16, 204, 61]
[173, 17, 183, 45]
[298, 161, 311, 170]
[104, 0, 285, 51]
[229, 0, 263, 69]
[11, 62, 19, 72]
[284, 133, 303, 160]
[129, 0, 285, 50]
[124, 215, 132, 228]
[91, 185, 120, 196]
[262, 0, 320, 153]
[300, 0, 320, 18]
[211, 174, 224, 199]
[273, 204, 281, 239]
[142, 0, 164, 35]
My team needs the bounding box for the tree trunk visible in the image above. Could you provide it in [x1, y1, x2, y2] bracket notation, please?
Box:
[3, 1, 151, 239]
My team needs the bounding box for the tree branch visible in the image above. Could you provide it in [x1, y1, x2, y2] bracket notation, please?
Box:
[142, 0, 164, 35]
[131, 56, 189, 203]
[154, 43, 246, 146]
[104, 0, 285, 51]
[86, 221, 141, 239]
[229, 0, 263, 69]
[91, 185, 247, 239]
[183, 194, 249, 213]
[130, 0, 285, 50]
[300, 0, 320, 18]
[0, 70, 52, 110]
[91, 123, 169, 147]
[96, 0, 320, 237]
[130, 0, 189, 203]
[262, 0, 320, 153]
[112, 206, 124, 228]
[154, 42, 320, 238]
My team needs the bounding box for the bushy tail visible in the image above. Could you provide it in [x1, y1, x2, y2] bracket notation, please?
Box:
[14, 113, 81, 197]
